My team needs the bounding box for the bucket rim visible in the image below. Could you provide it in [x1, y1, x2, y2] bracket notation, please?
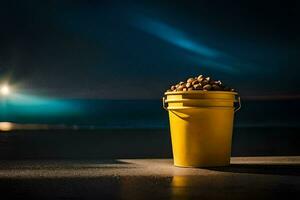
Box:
[165, 99, 237, 103]
[164, 91, 238, 95]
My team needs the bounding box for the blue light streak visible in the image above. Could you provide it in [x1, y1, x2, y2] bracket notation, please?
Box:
[135, 18, 220, 58]
[133, 17, 255, 74]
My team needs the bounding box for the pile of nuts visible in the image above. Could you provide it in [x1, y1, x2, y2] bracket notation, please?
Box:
[167, 75, 236, 92]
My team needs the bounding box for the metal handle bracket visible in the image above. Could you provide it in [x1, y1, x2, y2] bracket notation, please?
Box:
[234, 96, 241, 112]
[162, 97, 168, 111]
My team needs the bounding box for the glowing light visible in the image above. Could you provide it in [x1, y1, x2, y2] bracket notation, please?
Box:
[0, 122, 13, 131]
[1, 85, 10, 96]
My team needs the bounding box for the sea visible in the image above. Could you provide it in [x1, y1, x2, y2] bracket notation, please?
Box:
[0, 99, 299, 159]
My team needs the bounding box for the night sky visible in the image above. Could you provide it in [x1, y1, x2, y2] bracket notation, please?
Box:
[0, 0, 298, 99]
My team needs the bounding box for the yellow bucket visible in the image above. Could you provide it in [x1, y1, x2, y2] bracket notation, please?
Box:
[163, 91, 241, 167]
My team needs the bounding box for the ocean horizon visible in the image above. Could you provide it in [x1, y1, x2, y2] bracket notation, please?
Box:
[1, 99, 299, 130]
[1, 99, 299, 158]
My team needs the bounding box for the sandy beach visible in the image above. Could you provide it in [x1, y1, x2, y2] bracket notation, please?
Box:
[0, 157, 299, 199]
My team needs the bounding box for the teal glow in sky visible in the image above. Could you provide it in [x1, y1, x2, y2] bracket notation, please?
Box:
[0, 93, 81, 116]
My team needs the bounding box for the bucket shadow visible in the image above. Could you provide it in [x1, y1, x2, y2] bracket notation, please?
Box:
[206, 164, 300, 176]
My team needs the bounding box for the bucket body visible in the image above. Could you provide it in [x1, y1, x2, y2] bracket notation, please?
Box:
[164, 91, 240, 167]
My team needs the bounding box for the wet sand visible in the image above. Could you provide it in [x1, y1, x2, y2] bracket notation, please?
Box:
[0, 128, 300, 199]
[0, 157, 299, 199]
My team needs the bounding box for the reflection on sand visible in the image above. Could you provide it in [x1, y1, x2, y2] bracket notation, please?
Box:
[0, 122, 51, 132]
[171, 175, 228, 200]
[0, 122, 86, 132]
[171, 176, 196, 200]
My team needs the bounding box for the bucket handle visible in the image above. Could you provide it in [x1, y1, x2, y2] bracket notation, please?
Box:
[162, 96, 168, 111]
[234, 96, 241, 112]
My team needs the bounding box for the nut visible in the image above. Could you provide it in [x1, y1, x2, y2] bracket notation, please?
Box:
[186, 82, 192, 88]
[193, 84, 202, 90]
[201, 79, 209, 85]
[215, 80, 222, 85]
[191, 80, 199, 85]
[165, 74, 236, 93]
[187, 78, 194, 83]
[203, 84, 212, 91]
[177, 85, 184, 91]
[212, 84, 222, 91]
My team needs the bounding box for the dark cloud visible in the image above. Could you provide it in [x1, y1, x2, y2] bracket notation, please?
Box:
[0, 0, 298, 98]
